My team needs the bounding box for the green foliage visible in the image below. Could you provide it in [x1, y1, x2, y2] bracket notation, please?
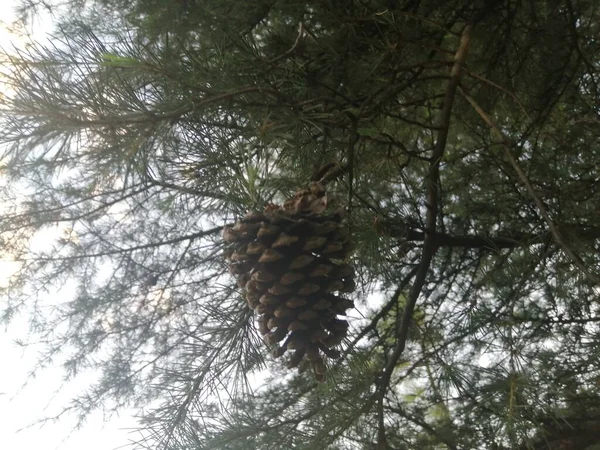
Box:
[2, 0, 600, 449]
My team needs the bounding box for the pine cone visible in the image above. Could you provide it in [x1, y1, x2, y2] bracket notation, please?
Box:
[222, 182, 355, 381]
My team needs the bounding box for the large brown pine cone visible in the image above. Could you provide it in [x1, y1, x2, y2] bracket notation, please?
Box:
[223, 182, 355, 382]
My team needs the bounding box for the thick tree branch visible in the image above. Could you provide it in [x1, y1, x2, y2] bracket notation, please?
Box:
[382, 221, 600, 250]
[376, 24, 473, 449]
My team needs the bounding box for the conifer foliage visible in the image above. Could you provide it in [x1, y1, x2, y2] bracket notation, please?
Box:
[2, 0, 600, 449]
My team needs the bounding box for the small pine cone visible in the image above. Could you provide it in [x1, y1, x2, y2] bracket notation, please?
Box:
[315, 372, 326, 383]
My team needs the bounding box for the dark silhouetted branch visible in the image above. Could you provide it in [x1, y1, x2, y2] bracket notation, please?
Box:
[376, 23, 474, 449]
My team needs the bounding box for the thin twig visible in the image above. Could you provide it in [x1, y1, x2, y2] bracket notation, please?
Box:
[463, 69, 532, 122]
[376, 24, 474, 449]
[347, 118, 358, 217]
[23, 227, 223, 261]
[268, 23, 304, 63]
[344, 266, 420, 359]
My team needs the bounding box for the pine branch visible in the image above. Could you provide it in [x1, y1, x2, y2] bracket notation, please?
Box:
[21, 226, 223, 261]
[376, 23, 474, 449]
[344, 266, 420, 358]
[460, 88, 600, 285]
[382, 221, 600, 249]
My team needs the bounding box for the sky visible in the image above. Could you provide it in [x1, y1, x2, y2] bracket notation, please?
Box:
[0, 3, 139, 450]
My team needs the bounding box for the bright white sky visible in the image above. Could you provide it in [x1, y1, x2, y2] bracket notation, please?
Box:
[0, 3, 138, 449]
